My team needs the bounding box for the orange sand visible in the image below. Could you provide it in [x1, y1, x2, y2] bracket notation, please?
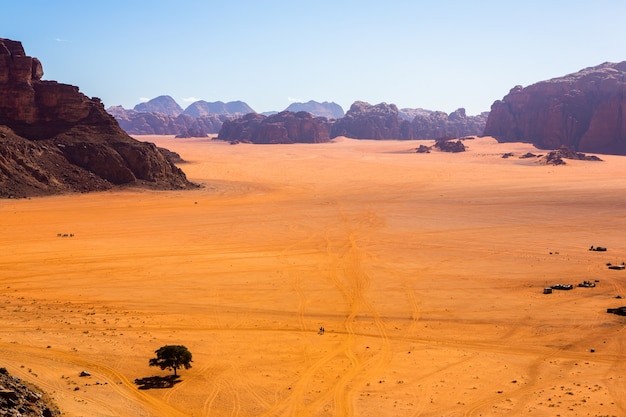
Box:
[1, 136, 626, 416]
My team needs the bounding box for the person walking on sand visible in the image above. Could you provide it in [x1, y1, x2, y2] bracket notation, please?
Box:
[319, 326, 325, 335]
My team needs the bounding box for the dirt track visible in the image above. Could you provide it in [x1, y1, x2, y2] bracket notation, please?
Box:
[1, 136, 625, 416]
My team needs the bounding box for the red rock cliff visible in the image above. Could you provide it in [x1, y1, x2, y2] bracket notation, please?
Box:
[484, 62, 626, 154]
[0, 38, 194, 197]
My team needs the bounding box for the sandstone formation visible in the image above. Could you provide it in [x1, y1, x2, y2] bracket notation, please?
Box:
[331, 101, 413, 139]
[285, 100, 345, 119]
[133, 95, 183, 116]
[411, 108, 488, 140]
[0, 38, 194, 198]
[330, 102, 486, 140]
[217, 111, 331, 144]
[541, 145, 603, 165]
[216, 101, 487, 143]
[114, 95, 486, 141]
[484, 61, 626, 154]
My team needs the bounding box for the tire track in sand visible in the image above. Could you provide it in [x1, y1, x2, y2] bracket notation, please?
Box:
[257, 207, 392, 417]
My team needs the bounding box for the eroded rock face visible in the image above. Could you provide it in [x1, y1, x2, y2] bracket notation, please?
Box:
[331, 101, 413, 140]
[217, 111, 331, 144]
[484, 62, 626, 154]
[330, 102, 486, 140]
[0, 38, 194, 197]
[411, 108, 488, 140]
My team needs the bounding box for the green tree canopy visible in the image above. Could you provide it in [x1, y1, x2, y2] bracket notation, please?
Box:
[148, 345, 192, 376]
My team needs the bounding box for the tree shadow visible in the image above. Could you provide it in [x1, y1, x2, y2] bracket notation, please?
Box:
[134, 375, 181, 390]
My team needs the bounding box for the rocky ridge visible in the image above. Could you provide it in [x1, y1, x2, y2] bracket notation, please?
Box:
[108, 106, 235, 137]
[109, 99, 342, 137]
[0, 367, 59, 417]
[485, 61, 626, 155]
[0, 38, 194, 198]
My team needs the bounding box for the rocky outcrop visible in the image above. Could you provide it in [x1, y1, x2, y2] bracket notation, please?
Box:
[541, 145, 603, 165]
[484, 61, 626, 155]
[133, 95, 183, 116]
[0, 38, 194, 198]
[411, 108, 488, 140]
[330, 102, 486, 140]
[433, 139, 466, 153]
[331, 101, 414, 139]
[217, 111, 331, 144]
[285, 100, 344, 119]
[0, 367, 59, 416]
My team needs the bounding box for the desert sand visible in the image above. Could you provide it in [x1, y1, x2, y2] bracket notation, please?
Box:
[1, 136, 626, 417]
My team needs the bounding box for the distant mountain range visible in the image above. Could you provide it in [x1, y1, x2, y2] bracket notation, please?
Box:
[134, 95, 184, 116]
[108, 96, 488, 139]
[285, 100, 344, 119]
[107, 96, 345, 136]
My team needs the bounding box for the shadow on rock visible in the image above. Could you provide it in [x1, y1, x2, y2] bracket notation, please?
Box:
[134, 375, 181, 390]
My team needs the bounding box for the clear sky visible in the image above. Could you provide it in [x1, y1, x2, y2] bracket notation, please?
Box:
[4, 0, 625, 115]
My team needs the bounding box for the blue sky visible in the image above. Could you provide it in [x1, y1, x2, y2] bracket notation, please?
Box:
[4, 0, 625, 115]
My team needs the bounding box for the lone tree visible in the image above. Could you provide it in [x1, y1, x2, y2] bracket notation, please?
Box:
[149, 345, 192, 377]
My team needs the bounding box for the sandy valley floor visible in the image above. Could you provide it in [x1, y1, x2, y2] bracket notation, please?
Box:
[1, 136, 626, 416]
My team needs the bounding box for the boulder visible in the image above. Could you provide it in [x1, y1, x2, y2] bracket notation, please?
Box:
[433, 139, 466, 153]
[484, 62, 626, 155]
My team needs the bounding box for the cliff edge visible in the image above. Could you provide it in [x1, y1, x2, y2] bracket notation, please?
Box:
[484, 62, 626, 154]
[0, 38, 195, 198]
